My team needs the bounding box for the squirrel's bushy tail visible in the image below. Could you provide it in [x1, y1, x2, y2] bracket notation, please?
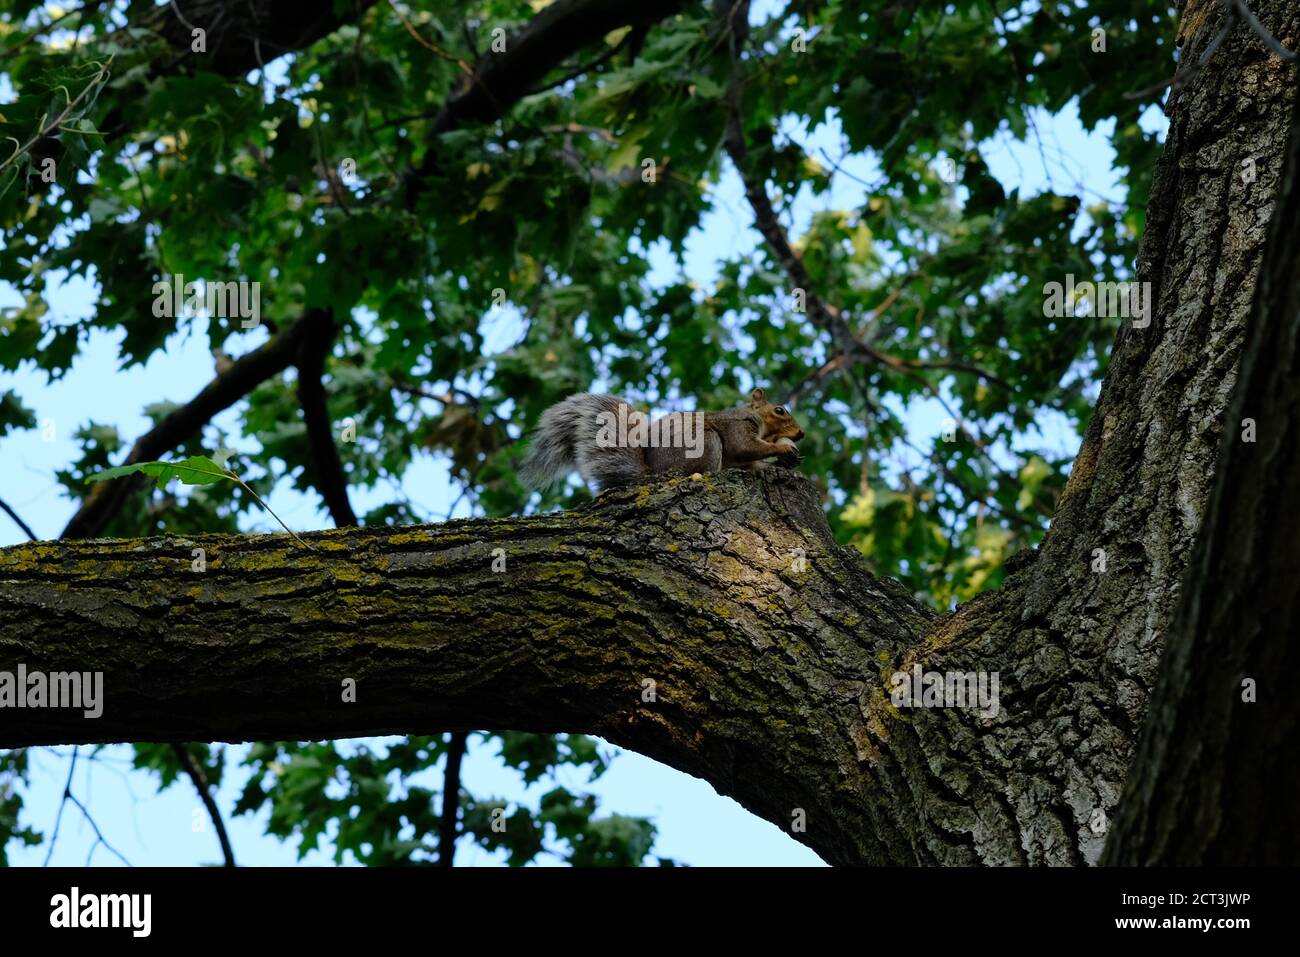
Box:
[521, 393, 646, 491]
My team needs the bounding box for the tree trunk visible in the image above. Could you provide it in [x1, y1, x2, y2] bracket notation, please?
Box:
[2, 2, 1297, 867]
[1103, 84, 1300, 867]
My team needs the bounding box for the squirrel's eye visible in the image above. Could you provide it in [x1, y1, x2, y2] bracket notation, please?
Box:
[775, 406, 787, 416]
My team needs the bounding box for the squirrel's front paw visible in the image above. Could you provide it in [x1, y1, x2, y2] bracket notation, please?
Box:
[774, 438, 804, 467]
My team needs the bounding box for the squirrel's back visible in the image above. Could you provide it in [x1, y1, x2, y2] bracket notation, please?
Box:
[521, 387, 804, 493]
[520, 393, 646, 491]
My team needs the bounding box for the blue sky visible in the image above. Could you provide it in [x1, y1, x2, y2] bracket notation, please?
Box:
[0, 8, 1167, 866]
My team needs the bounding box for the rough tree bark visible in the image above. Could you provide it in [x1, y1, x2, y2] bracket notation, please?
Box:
[2, 3, 1297, 866]
[1103, 79, 1300, 867]
[0, 471, 930, 867]
[876, 0, 1300, 864]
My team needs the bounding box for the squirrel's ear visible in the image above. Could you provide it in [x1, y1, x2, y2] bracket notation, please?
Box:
[750, 388, 766, 404]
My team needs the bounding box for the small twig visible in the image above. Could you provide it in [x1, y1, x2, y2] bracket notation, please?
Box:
[538, 123, 618, 142]
[171, 743, 236, 867]
[389, 377, 482, 408]
[889, 412, 1042, 532]
[0, 2, 91, 56]
[43, 747, 80, 866]
[785, 354, 852, 405]
[522, 29, 634, 97]
[1126, 0, 1295, 102]
[0, 60, 112, 174]
[233, 478, 311, 547]
[167, 0, 199, 33]
[1124, 12, 1236, 100]
[1226, 0, 1297, 61]
[42, 746, 132, 867]
[65, 789, 131, 867]
[816, 146, 887, 191]
[387, 0, 474, 74]
[873, 349, 1014, 391]
[0, 495, 38, 542]
[444, 483, 472, 520]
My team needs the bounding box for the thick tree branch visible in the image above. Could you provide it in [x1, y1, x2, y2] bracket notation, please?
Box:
[426, 0, 686, 136]
[0, 470, 932, 866]
[404, 0, 686, 205]
[123, 0, 380, 79]
[8, 0, 1296, 872]
[0, 432, 243, 867]
[31, 418, 243, 864]
[86, 1, 379, 145]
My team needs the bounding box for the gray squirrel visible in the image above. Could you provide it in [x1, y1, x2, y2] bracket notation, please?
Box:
[521, 389, 805, 491]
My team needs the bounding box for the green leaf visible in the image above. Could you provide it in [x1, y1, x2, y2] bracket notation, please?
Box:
[0, 389, 36, 437]
[85, 454, 237, 491]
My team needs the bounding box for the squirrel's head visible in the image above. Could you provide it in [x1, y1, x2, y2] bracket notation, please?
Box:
[749, 388, 806, 444]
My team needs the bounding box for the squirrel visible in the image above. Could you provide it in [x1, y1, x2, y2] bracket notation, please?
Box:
[521, 389, 805, 491]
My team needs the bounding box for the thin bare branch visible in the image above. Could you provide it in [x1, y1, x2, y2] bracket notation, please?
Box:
[438, 732, 468, 866]
[171, 743, 236, 867]
[296, 311, 358, 528]
[0, 497, 38, 543]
